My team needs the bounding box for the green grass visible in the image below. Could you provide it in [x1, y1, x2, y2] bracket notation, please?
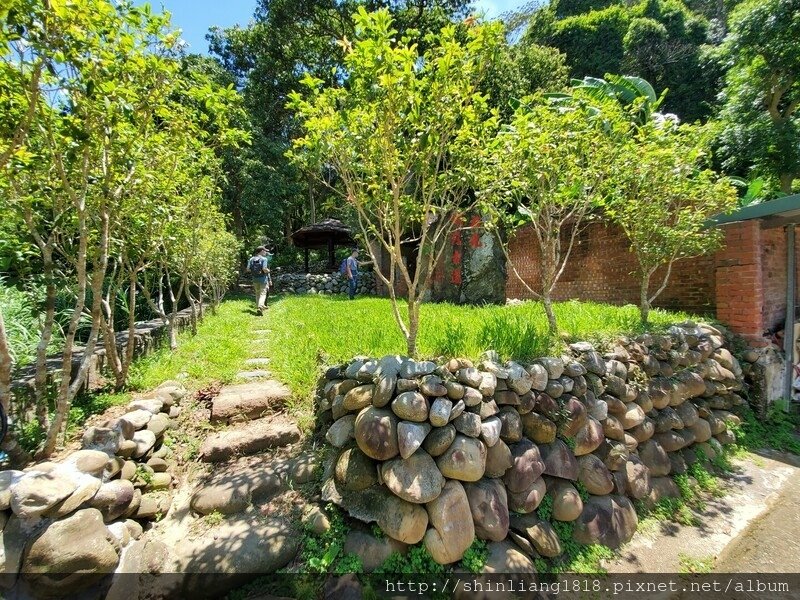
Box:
[126, 297, 260, 390]
[260, 294, 695, 405]
[728, 404, 800, 456]
[678, 553, 715, 574]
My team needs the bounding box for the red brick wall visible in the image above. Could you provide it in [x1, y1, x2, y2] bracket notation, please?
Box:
[506, 222, 717, 315]
[759, 224, 800, 334]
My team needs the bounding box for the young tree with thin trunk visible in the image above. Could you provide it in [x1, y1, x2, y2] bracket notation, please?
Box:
[604, 121, 737, 323]
[480, 95, 611, 334]
[289, 8, 502, 356]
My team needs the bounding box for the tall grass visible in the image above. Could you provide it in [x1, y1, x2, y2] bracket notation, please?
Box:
[0, 280, 62, 367]
[261, 294, 696, 406]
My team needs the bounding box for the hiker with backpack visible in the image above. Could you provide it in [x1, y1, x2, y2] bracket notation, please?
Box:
[340, 247, 371, 300]
[247, 246, 273, 315]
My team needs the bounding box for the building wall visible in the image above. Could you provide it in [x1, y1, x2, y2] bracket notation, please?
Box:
[506, 222, 717, 315]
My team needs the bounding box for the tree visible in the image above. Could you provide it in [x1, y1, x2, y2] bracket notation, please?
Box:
[603, 112, 737, 323]
[524, 0, 718, 122]
[289, 9, 502, 356]
[715, 0, 800, 194]
[209, 0, 472, 251]
[0, 0, 245, 457]
[479, 95, 611, 334]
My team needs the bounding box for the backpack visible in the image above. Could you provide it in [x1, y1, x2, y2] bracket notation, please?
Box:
[250, 256, 265, 277]
[339, 258, 348, 276]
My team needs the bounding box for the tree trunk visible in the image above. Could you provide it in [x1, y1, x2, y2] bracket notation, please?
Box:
[406, 299, 420, 358]
[780, 173, 794, 194]
[640, 272, 651, 324]
[0, 308, 12, 417]
[34, 251, 56, 429]
[542, 294, 558, 335]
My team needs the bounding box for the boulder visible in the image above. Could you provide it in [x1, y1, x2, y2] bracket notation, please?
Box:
[343, 530, 408, 573]
[676, 401, 699, 427]
[655, 407, 684, 433]
[90, 480, 137, 522]
[397, 421, 432, 459]
[497, 408, 522, 443]
[638, 439, 672, 477]
[436, 435, 486, 482]
[423, 425, 456, 457]
[619, 403, 646, 430]
[82, 427, 122, 455]
[343, 384, 375, 411]
[577, 454, 614, 496]
[549, 480, 583, 522]
[381, 451, 445, 504]
[574, 417, 604, 456]
[535, 357, 564, 379]
[65, 450, 111, 477]
[559, 396, 588, 438]
[132, 430, 157, 459]
[596, 440, 629, 471]
[521, 412, 557, 444]
[465, 478, 509, 542]
[326, 415, 356, 448]
[585, 392, 608, 421]
[354, 407, 400, 461]
[507, 476, 546, 513]
[457, 367, 483, 388]
[11, 470, 78, 519]
[539, 439, 579, 481]
[0, 470, 23, 511]
[624, 455, 651, 500]
[119, 410, 152, 430]
[420, 375, 447, 397]
[503, 439, 545, 493]
[48, 474, 102, 518]
[480, 416, 502, 447]
[689, 418, 713, 443]
[373, 374, 397, 409]
[445, 381, 465, 400]
[400, 360, 436, 380]
[479, 372, 498, 397]
[454, 412, 482, 438]
[628, 417, 655, 444]
[391, 392, 429, 422]
[484, 440, 513, 478]
[526, 363, 549, 391]
[653, 431, 687, 453]
[573, 495, 638, 549]
[603, 415, 625, 441]
[429, 398, 453, 427]
[335, 448, 378, 491]
[23, 508, 119, 595]
[506, 363, 533, 395]
[509, 513, 561, 557]
[424, 480, 474, 565]
[480, 540, 536, 574]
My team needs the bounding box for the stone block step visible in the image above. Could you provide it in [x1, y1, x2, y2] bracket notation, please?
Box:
[199, 419, 301, 463]
[244, 358, 271, 366]
[210, 381, 291, 424]
[236, 370, 272, 381]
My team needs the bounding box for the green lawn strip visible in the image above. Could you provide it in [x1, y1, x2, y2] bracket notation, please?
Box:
[260, 294, 696, 412]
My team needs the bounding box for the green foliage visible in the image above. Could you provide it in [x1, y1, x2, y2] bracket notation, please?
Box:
[67, 390, 130, 435]
[134, 464, 153, 486]
[374, 544, 446, 575]
[536, 494, 554, 522]
[300, 504, 362, 574]
[526, 0, 716, 121]
[289, 8, 504, 356]
[460, 539, 489, 573]
[728, 404, 800, 455]
[715, 0, 800, 194]
[679, 553, 715, 573]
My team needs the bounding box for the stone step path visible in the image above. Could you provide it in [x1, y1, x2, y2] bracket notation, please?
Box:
[243, 357, 270, 366]
[210, 381, 291, 424]
[235, 369, 272, 381]
[199, 418, 301, 462]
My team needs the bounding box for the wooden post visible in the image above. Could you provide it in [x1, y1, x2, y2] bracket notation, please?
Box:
[328, 237, 335, 271]
[304, 248, 309, 273]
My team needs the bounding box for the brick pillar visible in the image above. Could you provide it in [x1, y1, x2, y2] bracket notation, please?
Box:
[715, 221, 767, 345]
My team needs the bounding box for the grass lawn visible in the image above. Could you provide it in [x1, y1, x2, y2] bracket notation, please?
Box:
[260, 293, 697, 406]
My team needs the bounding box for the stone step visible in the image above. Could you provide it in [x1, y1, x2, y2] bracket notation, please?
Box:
[189, 453, 317, 515]
[253, 329, 271, 335]
[210, 381, 291, 424]
[244, 358, 271, 366]
[199, 419, 301, 463]
[236, 370, 272, 381]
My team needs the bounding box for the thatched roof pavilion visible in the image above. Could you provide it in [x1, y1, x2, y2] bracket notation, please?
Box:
[290, 218, 355, 272]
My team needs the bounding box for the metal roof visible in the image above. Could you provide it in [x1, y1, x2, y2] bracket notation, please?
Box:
[713, 194, 800, 226]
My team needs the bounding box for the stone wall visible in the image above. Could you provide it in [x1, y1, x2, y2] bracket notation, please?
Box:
[0, 381, 186, 596]
[317, 322, 750, 567]
[274, 272, 376, 296]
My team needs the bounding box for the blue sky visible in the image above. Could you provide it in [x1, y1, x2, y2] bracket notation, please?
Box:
[141, 0, 528, 55]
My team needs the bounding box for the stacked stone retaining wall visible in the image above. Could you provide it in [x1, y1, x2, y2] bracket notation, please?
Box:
[274, 272, 376, 296]
[318, 322, 750, 566]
